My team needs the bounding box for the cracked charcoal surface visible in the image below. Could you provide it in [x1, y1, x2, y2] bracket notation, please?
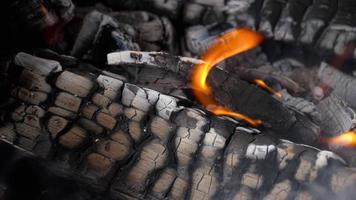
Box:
[182, 0, 356, 60]
[0, 53, 355, 200]
[1, 0, 356, 199]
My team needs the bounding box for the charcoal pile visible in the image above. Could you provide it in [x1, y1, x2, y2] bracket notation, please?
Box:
[0, 0, 356, 200]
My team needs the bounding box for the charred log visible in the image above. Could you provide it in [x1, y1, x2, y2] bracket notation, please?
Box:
[0, 53, 355, 200]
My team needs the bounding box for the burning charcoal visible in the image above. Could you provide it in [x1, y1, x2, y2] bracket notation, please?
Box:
[237, 68, 305, 94]
[318, 0, 356, 55]
[107, 51, 202, 75]
[224, 47, 269, 70]
[281, 89, 356, 138]
[71, 10, 117, 57]
[108, 52, 319, 143]
[1, 53, 356, 199]
[183, 1, 226, 25]
[108, 50, 320, 145]
[229, 0, 356, 59]
[299, 0, 338, 44]
[259, 0, 288, 37]
[274, 0, 313, 42]
[3, 0, 356, 198]
[72, 10, 177, 63]
[34, 49, 78, 68]
[184, 25, 215, 56]
[107, 51, 203, 95]
[184, 23, 234, 56]
[225, 56, 303, 95]
[71, 10, 139, 62]
[14, 52, 62, 76]
[318, 62, 356, 110]
[280, 90, 320, 121]
[111, 11, 176, 52]
[269, 58, 318, 94]
[208, 67, 320, 145]
[271, 58, 307, 77]
[225, 0, 263, 28]
[315, 94, 356, 137]
[138, 16, 175, 52]
[245, 59, 356, 138]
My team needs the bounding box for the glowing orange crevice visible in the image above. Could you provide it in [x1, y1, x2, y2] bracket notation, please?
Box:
[191, 28, 264, 126]
[321, 131, 356, 147]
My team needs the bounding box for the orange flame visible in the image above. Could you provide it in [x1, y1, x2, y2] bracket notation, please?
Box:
[191, 28, 264, 126]
[321, 132, 356, 147]
[254, 79, 283, 98]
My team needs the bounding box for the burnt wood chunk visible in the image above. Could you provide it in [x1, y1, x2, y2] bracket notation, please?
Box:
[54, 92, 82, 112]
[149, 116, 174, 141]
[121, 83, 159, 112]
[12, 87, 47, 105]
[274, 0, 313, 42]
[1, 54, 356, 199]
[208, 68, 320, 144]
[318, 0, 356, 55]
[0, 124, 16, 143]
[128, 121, 143, 142]
[318, 62, 356, 110]
[107, 51, 202, 76]
[15, 123, 41, 140]
[59, 126, 87, 149]
[47, 115, 68, 138]
[71, 11, 118, 58]
[107, 103, 124, 117]
[92, 93, 111, 108]
[150, 168, 177, 198]
[19, 70, 52, 93]
[299, 0, 338, 44]
[125, 139, 168, 191]
[259, 0, 288, 37]
[55, 71, 94, 97]
[15, 52, 62, 76]
[86, 153, 113, 175]
[96, 139, 130, 161]
[48, 106, 76, 119]
[110, 130, 132, 146]
[96, 111, 117, 130]
[97, 75, 124, 100]
[316, 95, 355, 136]
[81, 104, 99, 120]
[78, 118, 104, 135]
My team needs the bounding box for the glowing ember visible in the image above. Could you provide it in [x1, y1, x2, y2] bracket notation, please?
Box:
[191, 28, 264, 126]
[321, 132, 356, 147]
[254, 79, 283, 98]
